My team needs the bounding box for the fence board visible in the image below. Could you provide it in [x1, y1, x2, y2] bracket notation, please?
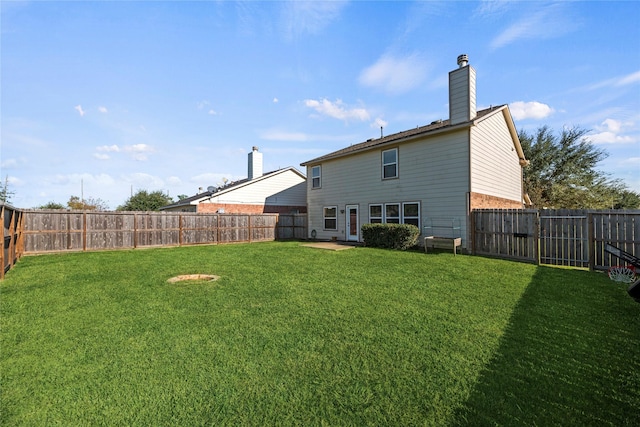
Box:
[473, 209, 640, 270]
[20, 211, 301, 255]
[472, 209, 538, 263]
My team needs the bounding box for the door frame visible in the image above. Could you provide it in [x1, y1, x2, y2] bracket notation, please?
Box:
[345, 204, 359, 242]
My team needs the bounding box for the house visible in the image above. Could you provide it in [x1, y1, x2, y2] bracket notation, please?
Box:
[161, 147, 307, 214]
[300, 55, 528, 249]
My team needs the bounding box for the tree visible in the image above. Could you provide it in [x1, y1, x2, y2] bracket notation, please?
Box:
[0, 175, 15, 204]
[67, 195, 110, 211]
[117, 190, 173, 211]
[37, 201, 66, 210]
[519, 126, 640, 209]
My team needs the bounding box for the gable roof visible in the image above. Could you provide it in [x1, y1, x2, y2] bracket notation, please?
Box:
[160, 166, 306, 210]
[301, 105, 526, 166]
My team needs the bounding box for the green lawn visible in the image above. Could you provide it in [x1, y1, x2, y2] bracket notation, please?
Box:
[1, 241, 638, 426]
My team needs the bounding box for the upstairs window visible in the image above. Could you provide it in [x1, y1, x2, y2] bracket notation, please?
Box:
[311, 165, 321, 189]
[382, 148, 398, 179]
[323, 206, 337, 230]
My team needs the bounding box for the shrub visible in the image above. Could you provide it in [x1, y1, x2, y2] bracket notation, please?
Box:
[361, 223, 420, 250]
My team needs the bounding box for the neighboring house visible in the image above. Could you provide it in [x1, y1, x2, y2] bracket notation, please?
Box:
[161, 147, 307, 214]
[300, 55, 528, 248]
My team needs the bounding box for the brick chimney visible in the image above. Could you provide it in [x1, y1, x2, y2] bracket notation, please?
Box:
[248, 146, 263, 180]
[449, 54, 477, 125]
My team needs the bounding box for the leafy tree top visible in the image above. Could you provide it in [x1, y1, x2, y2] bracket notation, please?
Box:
[117, 190, 173, 211]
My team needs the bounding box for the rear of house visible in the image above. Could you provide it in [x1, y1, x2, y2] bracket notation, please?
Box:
[301, 55, 527, 249]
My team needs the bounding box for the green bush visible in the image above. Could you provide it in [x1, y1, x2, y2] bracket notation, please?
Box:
[361, 223, 420, 250]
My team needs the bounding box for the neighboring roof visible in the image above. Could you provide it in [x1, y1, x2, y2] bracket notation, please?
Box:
[160, 166, 305, 210]
[301, 105, 526, 166]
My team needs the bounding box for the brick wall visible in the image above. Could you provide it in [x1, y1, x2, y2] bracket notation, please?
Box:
[197, 203, 307, 214]
[469, 192, 523, 210]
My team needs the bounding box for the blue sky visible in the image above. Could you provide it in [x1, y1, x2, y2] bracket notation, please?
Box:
[2, 0, 639, 209]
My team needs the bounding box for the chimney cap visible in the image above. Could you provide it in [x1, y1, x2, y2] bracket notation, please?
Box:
[457, 54, 469, 68]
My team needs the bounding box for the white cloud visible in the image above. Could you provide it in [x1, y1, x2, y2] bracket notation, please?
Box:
[589, 118, 635, 145]
[208, 109, 217, 116]
[123, 172, 164, 189]
[94, 144, 153, 161]
[1, 158, 18, 168]
[372, 117, 388, 130]
[123, 144, 154, 161]
[509, 101, 554, 120]
[96, 145, 121, 152]
[260, 129, 309, 141]
[585, 70, 640, 91]
[359, 54, 428, 94]
[273, 98, 279, 103]
[490, 4, 578, 50]
[282, 1, 347, 39]
[98, 106, 108, 113]
[304, 98, 370, 122]
[74, 105, 85, 117]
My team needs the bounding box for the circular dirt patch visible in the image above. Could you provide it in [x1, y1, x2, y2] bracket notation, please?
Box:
[167, 274, 220, 283]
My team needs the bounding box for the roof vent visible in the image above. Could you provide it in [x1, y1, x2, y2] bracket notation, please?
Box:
[457, 54, 469, 68]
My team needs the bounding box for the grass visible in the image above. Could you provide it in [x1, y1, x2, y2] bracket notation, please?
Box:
[1, 241, 638, 426]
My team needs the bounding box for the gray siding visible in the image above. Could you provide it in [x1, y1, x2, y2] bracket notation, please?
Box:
[470, 111, 523, 201]
[449, 65, 476, 125]
[306, 129, 470, 246]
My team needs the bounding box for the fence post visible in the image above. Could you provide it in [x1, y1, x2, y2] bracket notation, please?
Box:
[82, 211, 87, 251]
[1, 205, 5, 280]
[534, 210, 541, 265]
[588, 212, 595, 271]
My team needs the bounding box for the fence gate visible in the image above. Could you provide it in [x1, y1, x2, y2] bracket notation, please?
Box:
[539, 212, 589, 268]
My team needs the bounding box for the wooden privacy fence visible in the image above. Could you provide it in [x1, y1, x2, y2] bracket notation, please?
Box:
[21, 211, 307, 254]
[472, 209, 640, 270]
[1, 204, 25, 279]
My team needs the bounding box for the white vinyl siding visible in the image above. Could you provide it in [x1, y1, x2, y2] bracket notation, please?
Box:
[470, 111, 522, 202]
[202, 169, 306, 207]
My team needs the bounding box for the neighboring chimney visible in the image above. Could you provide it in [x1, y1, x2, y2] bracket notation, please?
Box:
[449, 54, 477, 125]
[248, 146, 263, 180]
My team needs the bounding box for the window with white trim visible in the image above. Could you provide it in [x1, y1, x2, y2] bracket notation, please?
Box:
[369, 204, 383, 223]
[382, 148, 398, 179]
[402, 202, 420, 228]
[385, 203, 400, 224]
[323, 206, 337, 230]
[311, 165, 321, 189]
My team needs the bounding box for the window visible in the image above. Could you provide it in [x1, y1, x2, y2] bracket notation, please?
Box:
[311, 165, 321, 189]
[323, 206, 337, 230]
[382, 148, 398, 179]
[385, 203, 400, 224]
[402, 202, 420, 228]
[369, 204, 383, 223]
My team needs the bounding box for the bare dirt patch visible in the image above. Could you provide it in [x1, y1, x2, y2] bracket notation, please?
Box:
[167, 274, 220, 283]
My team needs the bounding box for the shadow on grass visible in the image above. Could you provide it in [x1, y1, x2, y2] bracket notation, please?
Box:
[453, 266, 640, 426]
